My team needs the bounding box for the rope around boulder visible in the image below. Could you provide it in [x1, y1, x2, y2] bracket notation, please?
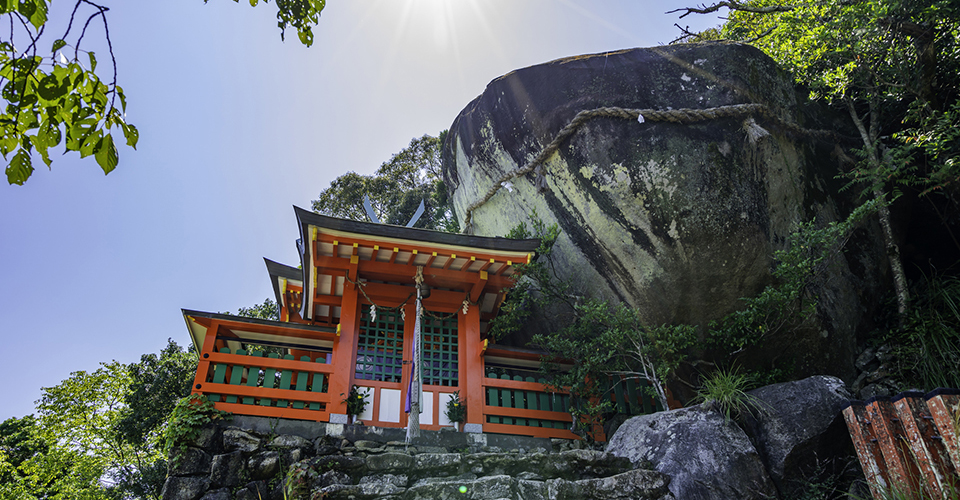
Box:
[458, 103, 839, 233]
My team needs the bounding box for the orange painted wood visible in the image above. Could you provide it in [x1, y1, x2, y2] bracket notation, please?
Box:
[482, 378, 567, 394]
[462, 306, 484, 426]
[313, 255, 516, 291]
[314, 233, 530, 267]
[191, 315, 337, 340]
[469, 272, 487, 303]
[312, 295, 344, 306]
[212, 402, 328, 422]
[204, 352, 335, 373]
[328, 279, 359, 416]
[868, 399, 923, 495]
[482, 422, 578, 440]
[893, 396, 956, 497]
[484, 347, 543, 363]
[843, 404, 891, 499]
[482, 404, 571, 422]
[360, 283, 463, 313]
[353, 378, 404, 390]
[198, 382, 332, 403]
[927, 393, 960, 474]
[442, 255, 455, 270]
[191, 320, 221, 395]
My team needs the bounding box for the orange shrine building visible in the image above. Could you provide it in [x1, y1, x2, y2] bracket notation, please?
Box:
[182, 207, 600, 439]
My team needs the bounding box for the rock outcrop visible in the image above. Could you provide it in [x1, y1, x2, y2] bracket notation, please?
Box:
[743, 375, 857, 498]
[606, 375, 861, 500]
[606, 406, 778, 500]
[442, 42, 887, 381]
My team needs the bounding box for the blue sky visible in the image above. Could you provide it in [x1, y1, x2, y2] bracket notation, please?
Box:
[0, 0, 722, 421]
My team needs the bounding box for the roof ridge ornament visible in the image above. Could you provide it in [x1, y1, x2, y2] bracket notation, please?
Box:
[363, 195, 425, 227]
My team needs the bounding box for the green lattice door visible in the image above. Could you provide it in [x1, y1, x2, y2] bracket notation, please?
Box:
[355, 309, 405, 383]
[422, 315, 458, 387]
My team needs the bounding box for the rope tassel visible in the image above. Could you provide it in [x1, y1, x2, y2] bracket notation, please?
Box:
[406, 266, 425, 442]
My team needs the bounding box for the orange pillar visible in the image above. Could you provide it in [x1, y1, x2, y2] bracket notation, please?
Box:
[191, 320, 220, 395]
[461, 304, 484, 428]
[328, 275, 359, 418]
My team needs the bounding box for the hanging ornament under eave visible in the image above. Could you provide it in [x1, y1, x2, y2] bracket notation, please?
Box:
[406, 266, 425, 442]
[369, 304, 377, 322]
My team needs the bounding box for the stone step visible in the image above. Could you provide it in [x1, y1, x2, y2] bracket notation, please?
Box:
[313, 469, 673, 500]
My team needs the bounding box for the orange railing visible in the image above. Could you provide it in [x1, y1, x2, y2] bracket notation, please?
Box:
[187, 313, 341, 422]
[482, 371, 577, 439]
[194, 348, 335, 421]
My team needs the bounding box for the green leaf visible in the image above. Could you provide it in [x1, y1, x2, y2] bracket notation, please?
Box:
[122, 123, 139, 149]
[79, 129, 102, 158]
[27, 0, 47, 30]
[37, 74, 67, 101]
[51, 39, 66, 53]
[5, 148, 33, 185]
[37, 119, 62, 148]
[87, 52, 97, 73]
[94, 134, 118, 174]
[298, 27, 314, 47]
[3, 80, 23, 102]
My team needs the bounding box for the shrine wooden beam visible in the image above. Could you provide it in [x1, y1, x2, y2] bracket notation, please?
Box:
[312, 255, 516, 291]
[314, 233, 532, 267]
[189, 315, 337, 340]
[469, 271, 488, 303]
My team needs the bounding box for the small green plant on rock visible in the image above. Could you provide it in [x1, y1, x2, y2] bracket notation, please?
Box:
[162, 393, 231, 453]
[692, 367, 767, 423]
[284, 461, 318, 500]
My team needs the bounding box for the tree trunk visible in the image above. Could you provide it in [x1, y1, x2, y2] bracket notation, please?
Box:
[846, 99, 910, 321]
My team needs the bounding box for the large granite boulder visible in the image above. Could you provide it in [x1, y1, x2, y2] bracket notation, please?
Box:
[442, 42, 887, 381]
[743, 375, 858, 497]
[606, 406, 777, 500]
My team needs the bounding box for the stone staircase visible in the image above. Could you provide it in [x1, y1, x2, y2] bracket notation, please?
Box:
[300, 443, 671, 499]
[161, 416, 673, 500]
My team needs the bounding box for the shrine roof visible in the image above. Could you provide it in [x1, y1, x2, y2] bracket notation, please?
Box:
[264, 257, 302, 310]
[182, 309, 337, 355]
[294, 207, 541, 254]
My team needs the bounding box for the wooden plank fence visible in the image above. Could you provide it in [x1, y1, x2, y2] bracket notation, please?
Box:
[843, 389, 960, 499]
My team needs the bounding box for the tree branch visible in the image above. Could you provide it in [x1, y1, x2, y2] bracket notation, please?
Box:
[667, 2, 794, 19]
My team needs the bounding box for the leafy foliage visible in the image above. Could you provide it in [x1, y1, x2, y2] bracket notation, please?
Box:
[0, 0, 137, 185]
[236, 297, 280, 321]
[312, 133, 459, 232]
[232, 0, 327, 47]
[342, 385, 369, 416]
[0, 341, 199, 499]
[887, 272, 960, 390]
[533, 299, 697, 416]
[2, 0, 325, 185]
[680, 0, 960, 319]
[444, 390, 466, 423]
[709, 199, 880, 356]
[115, 339, 198, 446]
[0, 417, 109, 500]
[488, 210, 563, 340]
[113, 339, 197, 499]
[162, 394, 230, 454]
[35, 361, 133, 478]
